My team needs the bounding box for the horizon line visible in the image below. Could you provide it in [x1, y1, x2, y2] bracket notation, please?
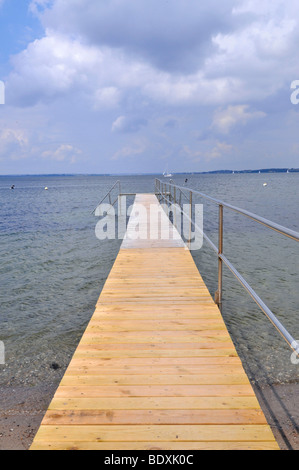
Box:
[0, 167, 298, 177]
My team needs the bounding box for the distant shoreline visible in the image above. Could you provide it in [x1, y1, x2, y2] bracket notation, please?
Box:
[0, 168, 298, 177]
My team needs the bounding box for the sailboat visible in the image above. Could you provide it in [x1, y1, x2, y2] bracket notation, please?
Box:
[163, 165, 173, 178]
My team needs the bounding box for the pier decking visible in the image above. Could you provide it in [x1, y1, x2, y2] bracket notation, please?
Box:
[30, 194, 279, 450]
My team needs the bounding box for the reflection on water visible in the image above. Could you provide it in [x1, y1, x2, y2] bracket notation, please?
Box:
[0, 173, 298, 387]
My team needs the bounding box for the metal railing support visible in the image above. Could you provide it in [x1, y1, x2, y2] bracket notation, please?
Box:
[189, 190, 193, 245]
[215, 204, 224, 310]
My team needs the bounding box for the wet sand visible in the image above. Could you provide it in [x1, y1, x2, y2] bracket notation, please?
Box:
[253, 382, 299, 450]
[0, 383, 59, 450]
[0, 380, 298, 450]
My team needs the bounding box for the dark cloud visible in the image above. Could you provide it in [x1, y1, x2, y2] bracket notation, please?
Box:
[42, 0, 239, 73]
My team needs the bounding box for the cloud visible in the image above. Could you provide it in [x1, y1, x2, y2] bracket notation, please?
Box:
[94, 87, 121, 109]
[2, 0, 299, 173]
[0, 128, 29, 159]
[207, 2, 299, 100]
[6, 28, 243, 109]
[42, 144, 82, 163]
[212, 105, 266, 134]
[206, 141, 233, 161]
[38, 0, 239, 73]
[111, 139, 147, 160]
[111, 116, 148, 134]
[181, 141, 233, 163]
[9, 1, 299, 111]
[7, 32, 103, 106]
[29, 0, 52, 15]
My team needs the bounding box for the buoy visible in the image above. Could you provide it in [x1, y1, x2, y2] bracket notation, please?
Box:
[263, 183, 267, 187]
[45, 187, 48, 190]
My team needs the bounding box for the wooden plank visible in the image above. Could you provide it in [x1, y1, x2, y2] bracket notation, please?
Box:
[60, 374, 251, 386]
[42, 409, 267, 425]
[32, 424, 277, 442]
[76, 340, 233, 350]
[54, 384, 255, 398]
[79, 332, 232, 344]
[72, 349, 238, 358]
[85, 319, 228, 330]
[63, 365, 246, 376]
[30, 441, 280, 451]
[66, 357, 243, 367]
[48, 396, 263, 410]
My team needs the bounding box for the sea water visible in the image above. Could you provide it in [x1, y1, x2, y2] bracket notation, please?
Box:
[0, 173, 298, 387]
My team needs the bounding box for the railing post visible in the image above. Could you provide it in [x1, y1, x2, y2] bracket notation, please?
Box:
[189, 191, 193, 246]
[215, 204, 224, 310]
[173, 186, 177, 229]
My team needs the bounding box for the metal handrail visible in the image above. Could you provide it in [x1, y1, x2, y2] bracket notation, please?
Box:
[91, 181, 121, 214]
[156, 179, 299, 242]
[155, 178, 299, 356]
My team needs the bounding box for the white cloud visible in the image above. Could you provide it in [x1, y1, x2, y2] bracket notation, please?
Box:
[111, 115, 148, 133]
[10, 0, 299, 112]
[207, 3, 299, 101]
[206, 141, 233, 161]
[181, 141, 233, 163]
[94, 87, 121, 109]
[42, 144, 82, 162]
[8, 32, 103, 106]
[0, 128, 29, 160]
[111, 139, 147, 160]
[3, 0, 299, 173]
[111, 116, 126, 133]
[212, 105, 266, 134]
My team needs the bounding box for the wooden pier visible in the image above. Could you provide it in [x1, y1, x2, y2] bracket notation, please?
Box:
[31, 194, 279, 450]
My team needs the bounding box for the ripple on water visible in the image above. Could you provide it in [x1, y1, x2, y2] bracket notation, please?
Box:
[0, 173, 298, 388]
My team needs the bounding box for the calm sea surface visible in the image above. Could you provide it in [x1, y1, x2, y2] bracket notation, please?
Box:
[0, 173, 298, 387]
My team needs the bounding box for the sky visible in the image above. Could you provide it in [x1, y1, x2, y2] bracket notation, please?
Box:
[0, 0, 299, 175]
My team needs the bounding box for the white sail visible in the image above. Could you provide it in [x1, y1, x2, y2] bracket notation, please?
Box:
[163, 165, 173, 177]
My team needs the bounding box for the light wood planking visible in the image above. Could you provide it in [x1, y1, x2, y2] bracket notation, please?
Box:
[30, 194, 279, 450]
[30, 441, 279, 451]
